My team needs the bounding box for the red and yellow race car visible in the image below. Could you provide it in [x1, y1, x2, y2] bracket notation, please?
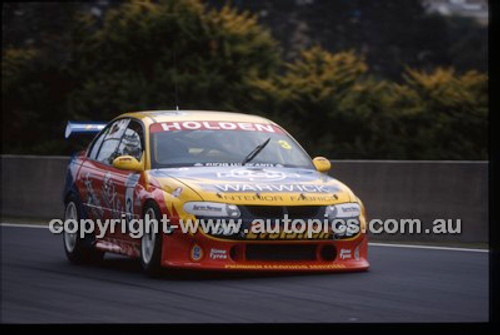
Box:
[62, 110, 369, 275]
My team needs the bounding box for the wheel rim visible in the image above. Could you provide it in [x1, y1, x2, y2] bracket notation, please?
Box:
[141, 208, 157, 264]
[64, 202, 78, 253]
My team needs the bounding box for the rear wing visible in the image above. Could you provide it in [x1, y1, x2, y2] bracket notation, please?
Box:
[64, 121, 106, 139]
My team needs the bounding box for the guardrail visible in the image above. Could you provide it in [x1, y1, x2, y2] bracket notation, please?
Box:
[0, 155, 488, 243]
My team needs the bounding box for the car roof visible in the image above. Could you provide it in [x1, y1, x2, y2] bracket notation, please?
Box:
[117, 110, 275, 125]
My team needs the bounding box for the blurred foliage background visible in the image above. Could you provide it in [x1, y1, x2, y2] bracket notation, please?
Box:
[2, 0, 488, 159]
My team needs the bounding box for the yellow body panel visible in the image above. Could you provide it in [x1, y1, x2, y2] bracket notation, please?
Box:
[117, 110, 275, 126]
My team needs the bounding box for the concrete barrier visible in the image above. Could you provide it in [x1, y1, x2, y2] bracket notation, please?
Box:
[1, 155, 70, 219]
[0, 155, 488, 243]
[330, 160, 488, 243]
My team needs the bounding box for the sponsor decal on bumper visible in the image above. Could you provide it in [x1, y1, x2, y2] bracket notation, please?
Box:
[210, 248, 228, 260]
[339, 248, 352, 260]
[190, 245, 204, 261]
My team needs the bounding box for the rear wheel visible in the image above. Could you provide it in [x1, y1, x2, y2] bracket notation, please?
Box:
[140, 202, 163, 277]
[63, 196, 104, 265]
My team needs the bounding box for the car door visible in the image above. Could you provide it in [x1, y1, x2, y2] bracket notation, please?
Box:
[113, 119, 146, 243]
[77, 118, 130, 225]
[96, 119, 146, 249]
[77, 118, 146, 249]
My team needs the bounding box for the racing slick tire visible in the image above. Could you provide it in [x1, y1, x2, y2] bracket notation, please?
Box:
[140, 202, 164, 277]
[63, 196, 104, 265]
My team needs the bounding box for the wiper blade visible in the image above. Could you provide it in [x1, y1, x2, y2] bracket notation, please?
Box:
[241, 137, 271, 165]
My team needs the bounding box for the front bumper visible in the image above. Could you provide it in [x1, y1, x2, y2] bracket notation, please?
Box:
[161, 232, 369, 272]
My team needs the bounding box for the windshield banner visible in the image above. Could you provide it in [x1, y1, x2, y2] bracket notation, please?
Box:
[150, 121, 284, 133]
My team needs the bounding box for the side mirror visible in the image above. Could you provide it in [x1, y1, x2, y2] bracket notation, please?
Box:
[112, 155, 143, 172]
[312, 156, 331, 173]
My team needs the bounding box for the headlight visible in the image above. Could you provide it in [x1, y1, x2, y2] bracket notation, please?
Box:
[183, 202, 241, 218]
[325, 202, 361, 219]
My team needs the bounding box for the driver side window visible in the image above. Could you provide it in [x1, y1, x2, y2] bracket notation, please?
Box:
[116, 120, 144, 161]
[95, 118, 130, 165]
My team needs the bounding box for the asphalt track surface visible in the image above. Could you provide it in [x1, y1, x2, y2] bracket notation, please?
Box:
[1, 225, 488, 323]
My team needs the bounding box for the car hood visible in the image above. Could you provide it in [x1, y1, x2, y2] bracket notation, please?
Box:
[149, 166, 356, 205]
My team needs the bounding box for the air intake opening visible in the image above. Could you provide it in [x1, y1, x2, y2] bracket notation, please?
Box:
[246, 244, 317, 261]
[320, 245, 337, 261]
[230, 246, 240, 261]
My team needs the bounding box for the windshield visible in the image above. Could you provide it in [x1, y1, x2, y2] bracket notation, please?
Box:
[149, 121, 314, 169]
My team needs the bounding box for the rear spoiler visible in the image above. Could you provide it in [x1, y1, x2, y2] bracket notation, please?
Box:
[64, 121, 106, 139]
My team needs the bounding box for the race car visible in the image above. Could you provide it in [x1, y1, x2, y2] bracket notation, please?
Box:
[62, 110, 369, 275]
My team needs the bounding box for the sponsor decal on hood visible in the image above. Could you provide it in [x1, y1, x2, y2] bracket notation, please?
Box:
[150, 166, 341, 194]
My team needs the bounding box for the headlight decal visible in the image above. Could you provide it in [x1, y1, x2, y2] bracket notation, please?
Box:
[325, 202, 361, 219]
[183, 202, 241, 218]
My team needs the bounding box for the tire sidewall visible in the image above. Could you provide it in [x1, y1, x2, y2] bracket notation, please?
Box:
[63, 195, 103, 264]
[140, 202, 163, 276]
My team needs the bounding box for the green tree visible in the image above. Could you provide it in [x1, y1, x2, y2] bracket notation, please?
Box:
[250, 47, 488, 160]
[250, 46, 386, 158]
[225, 0, 487, 80]
[2, 48, 76, 153]
[2, 0, 281, 154]
[2, 2, 84, 154]
[386, 68, 488, 159]
[1, 1, 488, 159]
[68, 0, 281, 121]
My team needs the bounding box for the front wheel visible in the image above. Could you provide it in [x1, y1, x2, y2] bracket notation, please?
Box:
[140, 202, 163, 277]
[63, 197, 104, 265]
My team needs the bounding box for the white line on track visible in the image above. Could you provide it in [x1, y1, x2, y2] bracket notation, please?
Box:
[0, 223, 488, 253]
[1, 222, 49, 229]
[369, 242, 488, 253]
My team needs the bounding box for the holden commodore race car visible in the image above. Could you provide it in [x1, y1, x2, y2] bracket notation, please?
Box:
[62, 110, 369, 275]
